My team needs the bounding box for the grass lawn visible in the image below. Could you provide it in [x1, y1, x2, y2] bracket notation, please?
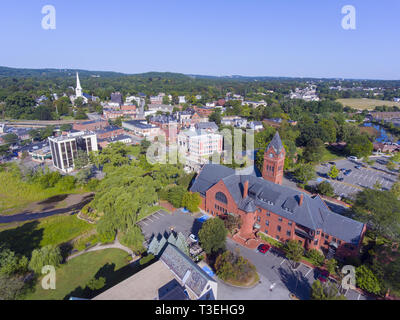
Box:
[24, 249, 131, 300]
[0, 214, 95, 256]
[337, 98, 400, 110]
[0, 167, 88, 215]
[320, 148, 345, 163]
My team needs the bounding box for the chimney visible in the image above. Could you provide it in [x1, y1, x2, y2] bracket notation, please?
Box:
[243, 180, 249, 198]
[299, 194, 304, 206]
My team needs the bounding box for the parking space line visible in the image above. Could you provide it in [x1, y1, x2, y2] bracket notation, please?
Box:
[141, 221, 148, 226]
[280, 259, 286, 265]
[305, 268, 312, 277]
[357, 293, 361, 300]
[147, 217, 154, 222]
[152, 214, 160, 220]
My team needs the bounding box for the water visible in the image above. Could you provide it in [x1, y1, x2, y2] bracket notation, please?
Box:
[362, 122, 400, 144]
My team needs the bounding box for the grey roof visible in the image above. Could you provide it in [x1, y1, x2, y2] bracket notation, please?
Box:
[239, 197, 257, 213]
[190, 164, 364, 245]
[160, 244, 215, 298]
[195, 122, 218, 131]
[266, 132, 284, 154]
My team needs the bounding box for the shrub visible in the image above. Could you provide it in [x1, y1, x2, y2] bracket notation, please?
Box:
[215, 250, 257, 283]
[87, 276, 106, 291]
[120, 225, 145, 255]
[356, 265, 381, 295]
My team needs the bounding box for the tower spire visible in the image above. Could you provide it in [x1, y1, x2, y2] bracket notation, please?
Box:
[76, 72, 82, 97]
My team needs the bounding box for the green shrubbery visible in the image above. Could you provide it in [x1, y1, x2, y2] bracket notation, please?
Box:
[28, 245, 62, 273]
[215, 250, 257, 285]
[305, 249, 325, 267]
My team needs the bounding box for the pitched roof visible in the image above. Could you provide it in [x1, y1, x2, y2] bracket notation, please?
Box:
[266, 131, 284, 154]
[160, 244, 215, 298]
[190, 164, 364, 245]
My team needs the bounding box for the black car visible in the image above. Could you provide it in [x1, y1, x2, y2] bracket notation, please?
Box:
[329, 162, 336, 165]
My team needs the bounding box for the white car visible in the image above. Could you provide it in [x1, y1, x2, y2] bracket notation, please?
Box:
[348, 156, 358, 161]
[189, 234, 198, 242]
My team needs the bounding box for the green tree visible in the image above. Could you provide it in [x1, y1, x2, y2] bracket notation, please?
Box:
[303, 138, 325, 163]
[0, 274, 26, 300]
[386, 161, 397, 172]
[181, 192, 201, 213]
[391, 181, 400, 199]
[120, 225, 145, 254]
[316, 181, 335, 197]
[198, 218, 228, 255]
[328, 165, 340, 179]
[293, 163, 315, 185]
[325, 259, 338, 275]
[305, 249, 325, 267]
[311, 280, 346, 300]
[345, 135, 373, 158]
[0, 249, 28, 276]
[352, 189, 400, 240]
[74, 150, 89, 170]
[356, 265, 381, 295]
[284, 240, 304, 268]
[60, 124, 72, 132]
[28, 245, 62, 273]
[209, 110, 222, 125]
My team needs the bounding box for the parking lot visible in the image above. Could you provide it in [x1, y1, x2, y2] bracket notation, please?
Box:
[224, 239, 371, 300]
[137, 209, 201, 243]
[311, 157, 398, 198]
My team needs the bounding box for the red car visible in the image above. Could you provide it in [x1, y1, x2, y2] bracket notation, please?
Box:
[317, 269, 330, 283]
[257, 244, 271, 254]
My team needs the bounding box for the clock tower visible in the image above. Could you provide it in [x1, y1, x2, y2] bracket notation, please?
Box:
[262, 132, 285, 185]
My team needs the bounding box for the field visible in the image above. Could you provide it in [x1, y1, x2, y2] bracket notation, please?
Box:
[24, 249, 131, 300]
[0, 214, 95, 256]
[0, 166, 88, 215]
[337, 98, 400, 110]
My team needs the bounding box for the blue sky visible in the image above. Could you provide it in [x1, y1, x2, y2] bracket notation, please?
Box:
[0, 0, 399, 79]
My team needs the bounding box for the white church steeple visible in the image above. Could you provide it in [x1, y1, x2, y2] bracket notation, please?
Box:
[75, 72, 82, 97]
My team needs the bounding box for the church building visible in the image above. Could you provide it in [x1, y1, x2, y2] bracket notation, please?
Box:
[190, 132, 366, 259]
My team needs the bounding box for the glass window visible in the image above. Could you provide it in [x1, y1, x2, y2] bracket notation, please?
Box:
[288, 221, 292, 226]
[286, 231, 291, 237]
[277, 225, 281, 232]
[278, 217, 283, 222]
[215, 192, 228, 204]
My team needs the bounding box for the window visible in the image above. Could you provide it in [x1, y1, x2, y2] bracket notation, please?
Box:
[325, 234, 329, 240]
[314, 240, 318, 245]
[215, 192, 228, 204]
[265, 229, 268, 234]
[338, 240, 342, 245]
[316, 231, 320, 235]
[257, 216, 261, 222]
[276, 235, 280, 240]
[266, 212, 270, 217]
[286, 231, 291, 237]
[333, 238, 337, 243]
[278, 217, 283, 222]
[321, 233, 324, 237]
[277, 226, 281, 232]
[288, 221, 292, 226]
[265, 220, 269, 226]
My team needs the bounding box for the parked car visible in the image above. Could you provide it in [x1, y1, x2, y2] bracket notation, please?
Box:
[348, 156, 358, 161]
[316, 268, 330, 283]
[344, 169, 352, 176]
[329, 162, 336, 165]
[337, 177, 344, 181]
[189, 234, 198, 243]
[257, 244, 271, 254]
[355, 165, 362, 169]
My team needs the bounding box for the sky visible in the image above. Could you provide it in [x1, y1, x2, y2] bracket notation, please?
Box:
[0, 0, 399, 79]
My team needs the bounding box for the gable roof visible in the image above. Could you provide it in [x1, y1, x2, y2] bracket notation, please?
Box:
[160, 244, 215, 298]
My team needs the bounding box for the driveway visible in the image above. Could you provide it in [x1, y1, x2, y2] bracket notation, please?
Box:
[224, 238, 372, 300]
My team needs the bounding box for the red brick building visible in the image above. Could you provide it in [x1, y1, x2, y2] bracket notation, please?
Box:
[190, 132, 366, 259]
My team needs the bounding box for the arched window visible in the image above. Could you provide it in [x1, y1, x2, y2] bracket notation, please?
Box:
[215, 192, 227, 204]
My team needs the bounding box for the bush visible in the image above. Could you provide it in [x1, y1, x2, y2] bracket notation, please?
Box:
[316, 181, 335, 197]
[181, 192, 201, 213]
[87, 276, 106, 291]
[215, 250, 257, 283]
[55, 176, 76, 191]
[306, 249, 325, 267]
[98, 231, 115, 244]
[87, 178, 99, 192]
